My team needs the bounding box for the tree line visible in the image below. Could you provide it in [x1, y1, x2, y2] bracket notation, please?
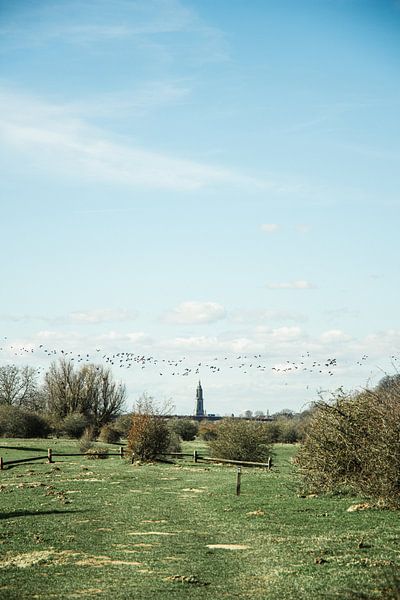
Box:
[0, 359, 126, 438]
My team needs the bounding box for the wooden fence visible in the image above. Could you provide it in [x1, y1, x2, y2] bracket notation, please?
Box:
[156, 451, 272, 469]
[0, 447, 272, 470]
[0, 446, 127, 470]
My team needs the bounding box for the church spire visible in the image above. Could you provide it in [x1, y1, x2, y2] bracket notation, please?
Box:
[195, 380, 205, 417]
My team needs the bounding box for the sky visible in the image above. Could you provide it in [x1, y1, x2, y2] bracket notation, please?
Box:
[1, 0, 400, 416]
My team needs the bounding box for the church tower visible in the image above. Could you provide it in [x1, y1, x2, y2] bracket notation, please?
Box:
[195, 381, 205, 417]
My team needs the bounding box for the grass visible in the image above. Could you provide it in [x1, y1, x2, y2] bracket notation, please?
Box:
[0, 439, 399, 599]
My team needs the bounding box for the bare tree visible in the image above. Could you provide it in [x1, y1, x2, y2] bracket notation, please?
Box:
[80, 364, 127, 429]
[0, 365, 39, 408]
[44, 358, 83, 418]
[44, 359, 126, 428]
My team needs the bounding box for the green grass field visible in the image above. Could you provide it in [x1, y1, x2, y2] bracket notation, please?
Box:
[0, 440, 398, 599]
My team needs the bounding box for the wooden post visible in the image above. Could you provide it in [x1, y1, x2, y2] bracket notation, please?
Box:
[47, 448, 53, 464]
[267, 456, 272, 470]
[119, 446, 124, 459]
[236, 466, 241, 496]
[193, 449, 198, 463]
[131, 452, 135, 464]
[0, 457, 3, 470]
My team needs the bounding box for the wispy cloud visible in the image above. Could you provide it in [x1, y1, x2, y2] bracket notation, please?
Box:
[254, 325, 305, 343]
[266, 280, 316, 290]
[0, 0, 229, 64]
[320, 329, 352, 344]
[295, 224, 312, 234]
[324, 307, 360, 321]
[163, 301, 227, 325]
[0, 308, 137, 325]
[65, 81, 191, 120]
[261, 223, 280, 234]
[0, 88, 260, 191]
[69, 309, 137, 324]
[230, 309, 307, 324]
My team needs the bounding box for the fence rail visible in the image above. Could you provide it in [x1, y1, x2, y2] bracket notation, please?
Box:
[0, 446, 128, 469]
[1, 455, 48, 467]
[1, 447, 272, 470]
[197, 455, 272, 469]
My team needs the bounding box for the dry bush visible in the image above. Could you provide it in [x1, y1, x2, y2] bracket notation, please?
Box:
[264, 411, 312, 443]
[296, 382, 400, 506]
[85, 447, 109, 459]
[113, 413, 133, 438]
[209, 418, 272, 462]
[127, 395, 172, 461]
[198, 420, 219, 441]
[170, 418, 199, 441]
[79, 426, 95, 452]
[167, 431, 182, 453]
[98, 423, 121, 444]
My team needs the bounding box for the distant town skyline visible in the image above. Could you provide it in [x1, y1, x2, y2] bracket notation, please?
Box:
[1, 0, 399, 414]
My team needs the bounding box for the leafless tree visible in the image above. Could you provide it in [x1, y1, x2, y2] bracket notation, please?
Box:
[0, 365, 39, 408]
[44, 359, 126, 428]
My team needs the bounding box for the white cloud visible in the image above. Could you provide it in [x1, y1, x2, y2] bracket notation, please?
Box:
[69, 308, 137, 324]
[163, 301, 226, 325]
[160, 335, 220, 350]
[266, 280, 316, 290]
[320, 329, 352, 343]
[96, 331, 153, 345]
[230, 309, 307, 324]
[254, 326, 305, 343]
[261, 223, 280, 234]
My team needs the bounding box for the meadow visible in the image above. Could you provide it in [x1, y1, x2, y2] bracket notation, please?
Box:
[0, 440, 398, 599]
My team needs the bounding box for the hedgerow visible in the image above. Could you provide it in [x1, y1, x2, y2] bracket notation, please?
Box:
[296, 381, 400, 507]
[209, 418, 271, 462]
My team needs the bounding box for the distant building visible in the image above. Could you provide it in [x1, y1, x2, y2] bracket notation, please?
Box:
[195, 380, 205, 417]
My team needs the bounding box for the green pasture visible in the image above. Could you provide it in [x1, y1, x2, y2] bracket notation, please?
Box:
[0, 440, 398, 599]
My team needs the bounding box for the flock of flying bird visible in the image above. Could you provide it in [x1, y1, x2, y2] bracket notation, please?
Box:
[0, 336, 372, 382]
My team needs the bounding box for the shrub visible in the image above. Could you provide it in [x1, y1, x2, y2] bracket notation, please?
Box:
[98, 423, 121, 444]
[198, 420, 219, 441]
[62, 413, 89, 438]
[79, 427, 95, 453]
[0, 405, 50, 438]
[296, 384, 400, 506]
[167, 431, 182, 453]
[275, 417, 300, 444]
[113, 413, 133, 438]
[209, 418, 272, 462]
[127, 396, 171, 461]
[264, 412, 311, 444]
[170, 418, 199, 441]
[85, 447, 109, 459]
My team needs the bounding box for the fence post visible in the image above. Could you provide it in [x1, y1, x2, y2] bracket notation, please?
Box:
[0, 457, 3, 470]
[236, 466, 242, 496]
[193, 449, 198, 463]
[47, 448, 53, 464]
[267, 456, 272, 470]
[119, 447, 124, 459]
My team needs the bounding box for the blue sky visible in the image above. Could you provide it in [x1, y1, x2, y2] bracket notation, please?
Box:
[1, 0, 399, 415]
